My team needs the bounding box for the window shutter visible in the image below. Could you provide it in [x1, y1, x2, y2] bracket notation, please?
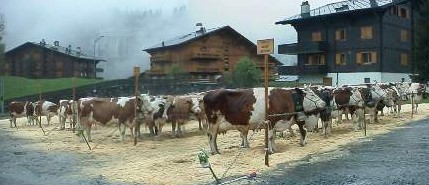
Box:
[371, 52, 377, 63]
[335, 30, 340, 40]
[336, 53, 341, 65]
[356, 53, 362, 64]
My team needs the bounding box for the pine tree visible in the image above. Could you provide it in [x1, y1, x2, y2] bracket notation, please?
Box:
[414, 0, 429, 82]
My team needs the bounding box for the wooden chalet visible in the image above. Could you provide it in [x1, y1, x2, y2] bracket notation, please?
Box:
[4, 40, 104, 79]
[143, 25, 280, 84]
[276, 0, 418, 86]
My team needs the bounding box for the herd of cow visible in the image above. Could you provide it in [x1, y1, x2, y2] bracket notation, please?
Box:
[7, 82, 427, 155]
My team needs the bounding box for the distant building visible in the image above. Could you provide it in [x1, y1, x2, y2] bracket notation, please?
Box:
[143, 25, 280, 84]
[4, 40, 104, 79]
[276, 0, 418, 86]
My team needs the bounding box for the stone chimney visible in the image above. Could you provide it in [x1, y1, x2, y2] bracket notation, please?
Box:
[369, 0, 377, 7]
[301, 1, 310, 17]
[195, 23, 206, 36]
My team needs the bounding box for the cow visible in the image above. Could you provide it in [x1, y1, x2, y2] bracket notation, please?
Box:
[140, 94, 172, 137]
[407, 83, 427, 114]
[34, 100, 59, 125]
[349, 84, 392, 124]
[203, 87, 326, 155]
[77, 96, 150, 142]
[58, 100, 77, 130]
[163, 95, 202, 137]
[331, 87, 365, 131]
[311, 86, 335, 137]
[8, 101, 36, 127]
[378, 83, 402, 117]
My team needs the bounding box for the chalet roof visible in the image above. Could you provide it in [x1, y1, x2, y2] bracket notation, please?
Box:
[276, 0, 410, 25]
[143, 26, 282, 65]
[5, 42, 104, 62]
[144, 26, 249, 52]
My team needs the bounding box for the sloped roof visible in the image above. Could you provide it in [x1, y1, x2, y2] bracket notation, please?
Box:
[276, 0, 410, 25]
[5, 42, 103, 62]
[144, 26, 255, 52]
[144, 26, 282, 65]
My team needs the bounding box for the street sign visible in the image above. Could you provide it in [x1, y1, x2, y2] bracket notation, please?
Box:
[257, 39, 274, 55]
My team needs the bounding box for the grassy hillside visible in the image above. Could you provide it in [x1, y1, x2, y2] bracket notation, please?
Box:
[2, 76, 102, 101]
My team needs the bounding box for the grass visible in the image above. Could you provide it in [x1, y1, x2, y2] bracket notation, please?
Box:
[2, 76, 102, 101]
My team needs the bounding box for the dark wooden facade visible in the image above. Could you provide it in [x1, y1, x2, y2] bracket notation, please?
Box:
[144, 26, 279, 83]
[276, 0, 416, 76]
[5, 42, 102, 79]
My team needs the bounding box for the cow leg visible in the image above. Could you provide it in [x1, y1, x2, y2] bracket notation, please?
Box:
[177, 122, 183, 137]
[46, 115, 51, 125]
[238, 128, 249, 148]
[322, 119, 332, 138]
[9, 117, 15, 128]
[85, 124, 92, 142]
[171, 121, 177, 137]
[267, 128, 276, 154]
[207, 123, 220, 155]
[415, 103, 419, 114]
[118, 124, 126, 142]
[297, 121, 307, 146]
[198, 118, 203, 130]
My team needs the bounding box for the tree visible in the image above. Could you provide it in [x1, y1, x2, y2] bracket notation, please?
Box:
[167, 63, 183, 79]
[232, 57, 261, 88]
[414, 0, 429, 82]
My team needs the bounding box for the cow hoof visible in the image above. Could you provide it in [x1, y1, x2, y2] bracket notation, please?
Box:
[211, 151, 220, 155]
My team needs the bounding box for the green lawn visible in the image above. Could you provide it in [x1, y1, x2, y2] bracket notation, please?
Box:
[1, 76, 102, 101]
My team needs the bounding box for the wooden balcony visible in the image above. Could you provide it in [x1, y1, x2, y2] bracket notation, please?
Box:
[150, 54, 172, 62]
[190, 49, 221, 59]
[147, 69, 166, 75]
[189, 67, 221, 73]
[278, 41, 327, 54]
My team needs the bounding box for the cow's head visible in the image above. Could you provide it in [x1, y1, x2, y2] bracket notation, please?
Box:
[371, 84, 392, 107]
[136, 94, 153, 115]
[187, 96, 202, 114]
[301, 86, 326, 111]
[349, 87, 364, 106]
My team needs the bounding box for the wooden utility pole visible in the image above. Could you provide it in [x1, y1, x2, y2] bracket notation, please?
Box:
[257, 39, 274, 167]
[133, 67, 140, 146]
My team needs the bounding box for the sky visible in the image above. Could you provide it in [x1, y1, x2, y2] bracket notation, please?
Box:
[0, 0, 338, 79]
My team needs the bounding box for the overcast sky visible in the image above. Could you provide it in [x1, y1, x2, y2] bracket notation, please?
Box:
[0, 0, 338, 79]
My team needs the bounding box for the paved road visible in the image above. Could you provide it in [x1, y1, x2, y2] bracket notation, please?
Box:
[257, 118, 429, 185]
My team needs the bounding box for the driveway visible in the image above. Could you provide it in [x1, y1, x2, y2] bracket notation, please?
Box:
[258, 117, 429, 185]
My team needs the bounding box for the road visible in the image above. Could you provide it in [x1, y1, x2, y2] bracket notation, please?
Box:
[257, 118, 429, 185]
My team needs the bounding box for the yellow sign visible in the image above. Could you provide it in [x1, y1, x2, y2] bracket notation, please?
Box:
[133, 67, 140, 76]
[257, 39, 274, 55]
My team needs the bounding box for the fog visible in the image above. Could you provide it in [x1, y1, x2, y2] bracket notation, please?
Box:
[0, 0, 336, 79]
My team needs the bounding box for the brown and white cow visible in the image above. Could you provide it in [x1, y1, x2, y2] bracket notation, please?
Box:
[58, 100, 76, 130]
[407, 83, 427, 114]
[8, 101, 36, 127]
[203, 87, 326, 155]
[331, 87, 364, 131]
[77, 96, 150, 142]
[163, 95, 202, 137]
[34, 100, 59, 125]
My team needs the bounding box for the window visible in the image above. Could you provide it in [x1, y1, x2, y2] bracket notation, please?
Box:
[356, 52, 377, 64]
[400, 53, 409, 65]
[389, 6, 398, 15]
[364, 78, 370, 83]
[400, 30, 408, 42]
[360, 26, 373, 39]
[312, 31, 322, 42]
[335, 29, 346, 41]
[335, 53, 347, 65]
[399, 7, 409, 18]
[306, 54, 326, 65]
